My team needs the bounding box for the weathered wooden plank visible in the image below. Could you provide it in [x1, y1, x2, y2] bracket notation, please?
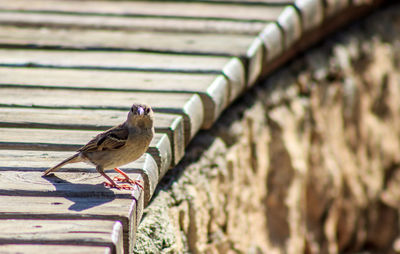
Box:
[222, 58, 246, 99]
[0, 244, 111, 254]
[149, 133, 172, 179]
[0, 195, 143, 254]
[0, 127, 168, 185]
[0, 66, 219, 87]
[0, 127, 136, 151]
[0, 87, 203, 144]
[164, 113, 185, 165]
[258, 22, 284, 62]
[277, 5, 302, 49]
[0, 17, 264, 100]
[0, 25, 254, 56]
[204, 75, 230, 126]
[0, 49, 230, 73]
[148, 134, 171, 180]
[0, 0, 285, 22]
[0, 148, 155, 196]
[0, 32, 254, 112]
[0, 67, 225, 131]
[0, 149, 151, 252]
[294, 0, 324, 31]
[0, 107, 185, 166]
[0, 12, 267, 35]
[0, 219, 123, 254]
[130, 153, 159, 205]
[0, 149, 157, 206]
[246, 37, 264, 86]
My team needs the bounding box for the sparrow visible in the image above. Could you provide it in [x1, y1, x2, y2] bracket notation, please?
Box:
[43, 103, 154, 190]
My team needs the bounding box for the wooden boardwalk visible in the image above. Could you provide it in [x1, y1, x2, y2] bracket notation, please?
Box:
[0, 0, 384, 253]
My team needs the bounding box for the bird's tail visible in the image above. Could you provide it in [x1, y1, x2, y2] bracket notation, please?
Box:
[43, 153, 82, 176]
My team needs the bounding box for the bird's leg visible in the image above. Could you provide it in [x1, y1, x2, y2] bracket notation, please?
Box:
[112, 167, 144, 190]
[96, 166, 134, 190]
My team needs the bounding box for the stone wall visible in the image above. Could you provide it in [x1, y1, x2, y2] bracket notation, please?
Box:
[134, 4, 400, 254]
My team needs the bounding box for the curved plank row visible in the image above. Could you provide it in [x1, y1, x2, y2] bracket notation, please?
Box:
[0, 0, 385, 253]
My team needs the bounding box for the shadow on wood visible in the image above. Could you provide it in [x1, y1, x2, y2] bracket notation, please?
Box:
[41, 174, 116, 212]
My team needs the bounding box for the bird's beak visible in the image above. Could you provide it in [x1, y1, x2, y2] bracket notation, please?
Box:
[138, 107, 145, 116]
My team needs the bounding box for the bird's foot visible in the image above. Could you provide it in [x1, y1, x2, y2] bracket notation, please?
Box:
[113, 176, 144, 191]
[103, 181, 136, 190]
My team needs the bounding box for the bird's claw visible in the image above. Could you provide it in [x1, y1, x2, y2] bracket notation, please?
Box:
[103, 179, 143, 191]
[113, 176, 144, 191]
[113, 176, 131, 183]
[103, 181, 134, 190]
[103, 181, 118, 189]
[119, 184, 136, 190]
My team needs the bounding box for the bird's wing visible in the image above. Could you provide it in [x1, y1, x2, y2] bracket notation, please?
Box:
[78, 123, 129, 152]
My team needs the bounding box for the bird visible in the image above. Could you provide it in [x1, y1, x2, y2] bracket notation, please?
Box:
[43, 103, 154, 190]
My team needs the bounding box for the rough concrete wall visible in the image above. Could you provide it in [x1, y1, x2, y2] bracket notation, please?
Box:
[134, 4, 400, 254]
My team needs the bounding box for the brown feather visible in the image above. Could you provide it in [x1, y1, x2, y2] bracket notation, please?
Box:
[78, 123, 129, 152]
[43, 153, 82, 176]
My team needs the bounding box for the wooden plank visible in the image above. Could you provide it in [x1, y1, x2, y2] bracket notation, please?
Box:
[0, 195, 143, 254]
[0, 11, 267, 35]
[148, 134, 171, 180]
[0, 127, 143, 152]
[0, 49, 230, 73]
[0, 219, 123, 254]
[246, 37, 264, 86]
[294, 0, 324, 30]
[0, 244, 111, 254]
[203, 75, 231, 127]
[0, 87, 203, 145]
[0, 65, 228, 127]
[0, 127, 167, 187]
[0, 61, 230, 128]
[0, 25, 258, 96]
[0, 107, 185, 166]
[163, 113, 185, 166]
[0, 0, 286, 22]
[277, 5, 302, 49]
[222, 58, 246, 99]
[258, 22, 284, 62]
[149, 133, 172, 179]
[0, 66, 219, 87]
[0, 149, 151, 252]
[0, 149, 158, 206]
[0, 25, 254, 56]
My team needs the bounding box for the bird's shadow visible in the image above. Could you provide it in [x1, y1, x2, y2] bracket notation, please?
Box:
[42, 174, 117, 212]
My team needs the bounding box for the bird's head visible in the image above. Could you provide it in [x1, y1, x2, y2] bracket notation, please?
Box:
[127, 103, 154, 129]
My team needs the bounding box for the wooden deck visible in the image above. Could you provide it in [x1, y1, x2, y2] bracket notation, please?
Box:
[0, 0, 384, 253]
